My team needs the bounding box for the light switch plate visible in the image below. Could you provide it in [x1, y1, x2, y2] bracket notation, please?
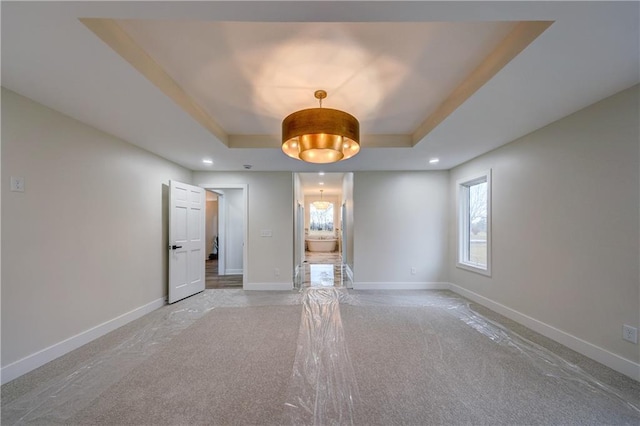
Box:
[260, 229, 272, 237]
[11, 176, 25, 192]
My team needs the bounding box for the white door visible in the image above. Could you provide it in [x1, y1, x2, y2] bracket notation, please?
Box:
[168, 180, 205, 304]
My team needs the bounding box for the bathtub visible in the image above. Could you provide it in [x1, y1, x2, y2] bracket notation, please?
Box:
[306, 238, 338, 252]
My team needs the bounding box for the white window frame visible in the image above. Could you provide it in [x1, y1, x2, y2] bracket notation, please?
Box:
[456, 170, 492, 276]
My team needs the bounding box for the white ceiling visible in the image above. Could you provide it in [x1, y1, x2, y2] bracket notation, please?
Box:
[299, 173, 345, 196]
[2, 1, 639, 183]
[116, 19, 515, 135]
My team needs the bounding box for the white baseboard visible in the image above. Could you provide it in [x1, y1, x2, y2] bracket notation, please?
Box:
[448, 283, 640, 381]
[225, 269, 243, 275]
[353, 282, 450, 290]
[1, 297, 165, 385]
[244, 282, 293, 291]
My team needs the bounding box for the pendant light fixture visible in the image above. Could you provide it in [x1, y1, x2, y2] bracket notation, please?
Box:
[282, 90, 360, 164]
[312, 189, 331, 211]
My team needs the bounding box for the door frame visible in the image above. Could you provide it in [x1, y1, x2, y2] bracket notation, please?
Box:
[341, 201, 347, 263]
[207, 189, 225, 275]
[199, 183, 248, 288]
[294, 201, 305, 287]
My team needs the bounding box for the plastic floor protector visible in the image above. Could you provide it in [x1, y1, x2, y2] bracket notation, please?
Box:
[2, 289, 301, 425]
[284, 287, 360, 425]
[342, 290, 640, 417]
[284, 288, 639, 425]
[3, 288, 638, 425]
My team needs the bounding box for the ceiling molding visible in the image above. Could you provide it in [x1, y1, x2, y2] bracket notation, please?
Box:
[80, 18, 229, 146]
[412, 20, 554, 146]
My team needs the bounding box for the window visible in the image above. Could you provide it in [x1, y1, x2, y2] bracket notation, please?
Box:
[309, 203, 334, 232]
[457, 170, 491, 275]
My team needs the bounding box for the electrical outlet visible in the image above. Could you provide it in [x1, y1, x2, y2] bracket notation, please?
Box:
[623, 325, 638, 344]
[10, 176, 25, 192]
[411, 267, 416, 275]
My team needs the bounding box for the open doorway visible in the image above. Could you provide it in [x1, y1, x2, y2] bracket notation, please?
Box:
[204, 188, 245, 288]
[295, 172, 353, 288]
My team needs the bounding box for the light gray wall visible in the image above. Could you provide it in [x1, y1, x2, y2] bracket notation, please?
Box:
[193, 172, 293, 286]
[353, 171, 449, 285]
[449, 85, 639, 363]
[1, 88, 192, 367]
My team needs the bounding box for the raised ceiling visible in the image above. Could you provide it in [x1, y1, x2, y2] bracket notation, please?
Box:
[2, 2, 638, 173]
[105, 20, 522, 138]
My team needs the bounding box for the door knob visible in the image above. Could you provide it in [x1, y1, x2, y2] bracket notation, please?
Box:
[170, 245, 183, 250]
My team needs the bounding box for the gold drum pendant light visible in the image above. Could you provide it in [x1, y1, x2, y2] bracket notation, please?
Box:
[282, 90, 360, 164]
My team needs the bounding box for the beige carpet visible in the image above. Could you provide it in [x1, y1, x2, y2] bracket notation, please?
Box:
[68, 305, 301, 425]
[71, 295, 640, 425]
[341, 304, 640, 425]
[3, 289, 639, 425]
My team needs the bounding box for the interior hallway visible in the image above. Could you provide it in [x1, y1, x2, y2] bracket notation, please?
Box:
[205, 251, 342, 290]
[301, 251, 345, 288]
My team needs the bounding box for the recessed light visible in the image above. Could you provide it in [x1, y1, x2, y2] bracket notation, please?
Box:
[429, 158, 440, 164]
[202, 159, 213, 165]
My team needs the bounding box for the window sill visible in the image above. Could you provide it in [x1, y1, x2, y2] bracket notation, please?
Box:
[456, 262, 491, 277]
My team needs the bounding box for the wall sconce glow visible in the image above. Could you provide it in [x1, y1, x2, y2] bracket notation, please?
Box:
[319, 182, 324, 185]
[429, 158, 440, 164]
[318, 172, 325, 176]
[202, 159, 214, 165]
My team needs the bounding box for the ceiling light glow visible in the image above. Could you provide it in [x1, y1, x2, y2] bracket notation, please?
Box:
[202, 159, 214, 165]
[282, 90, 360, 164]
[429, 158, 440, 164]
